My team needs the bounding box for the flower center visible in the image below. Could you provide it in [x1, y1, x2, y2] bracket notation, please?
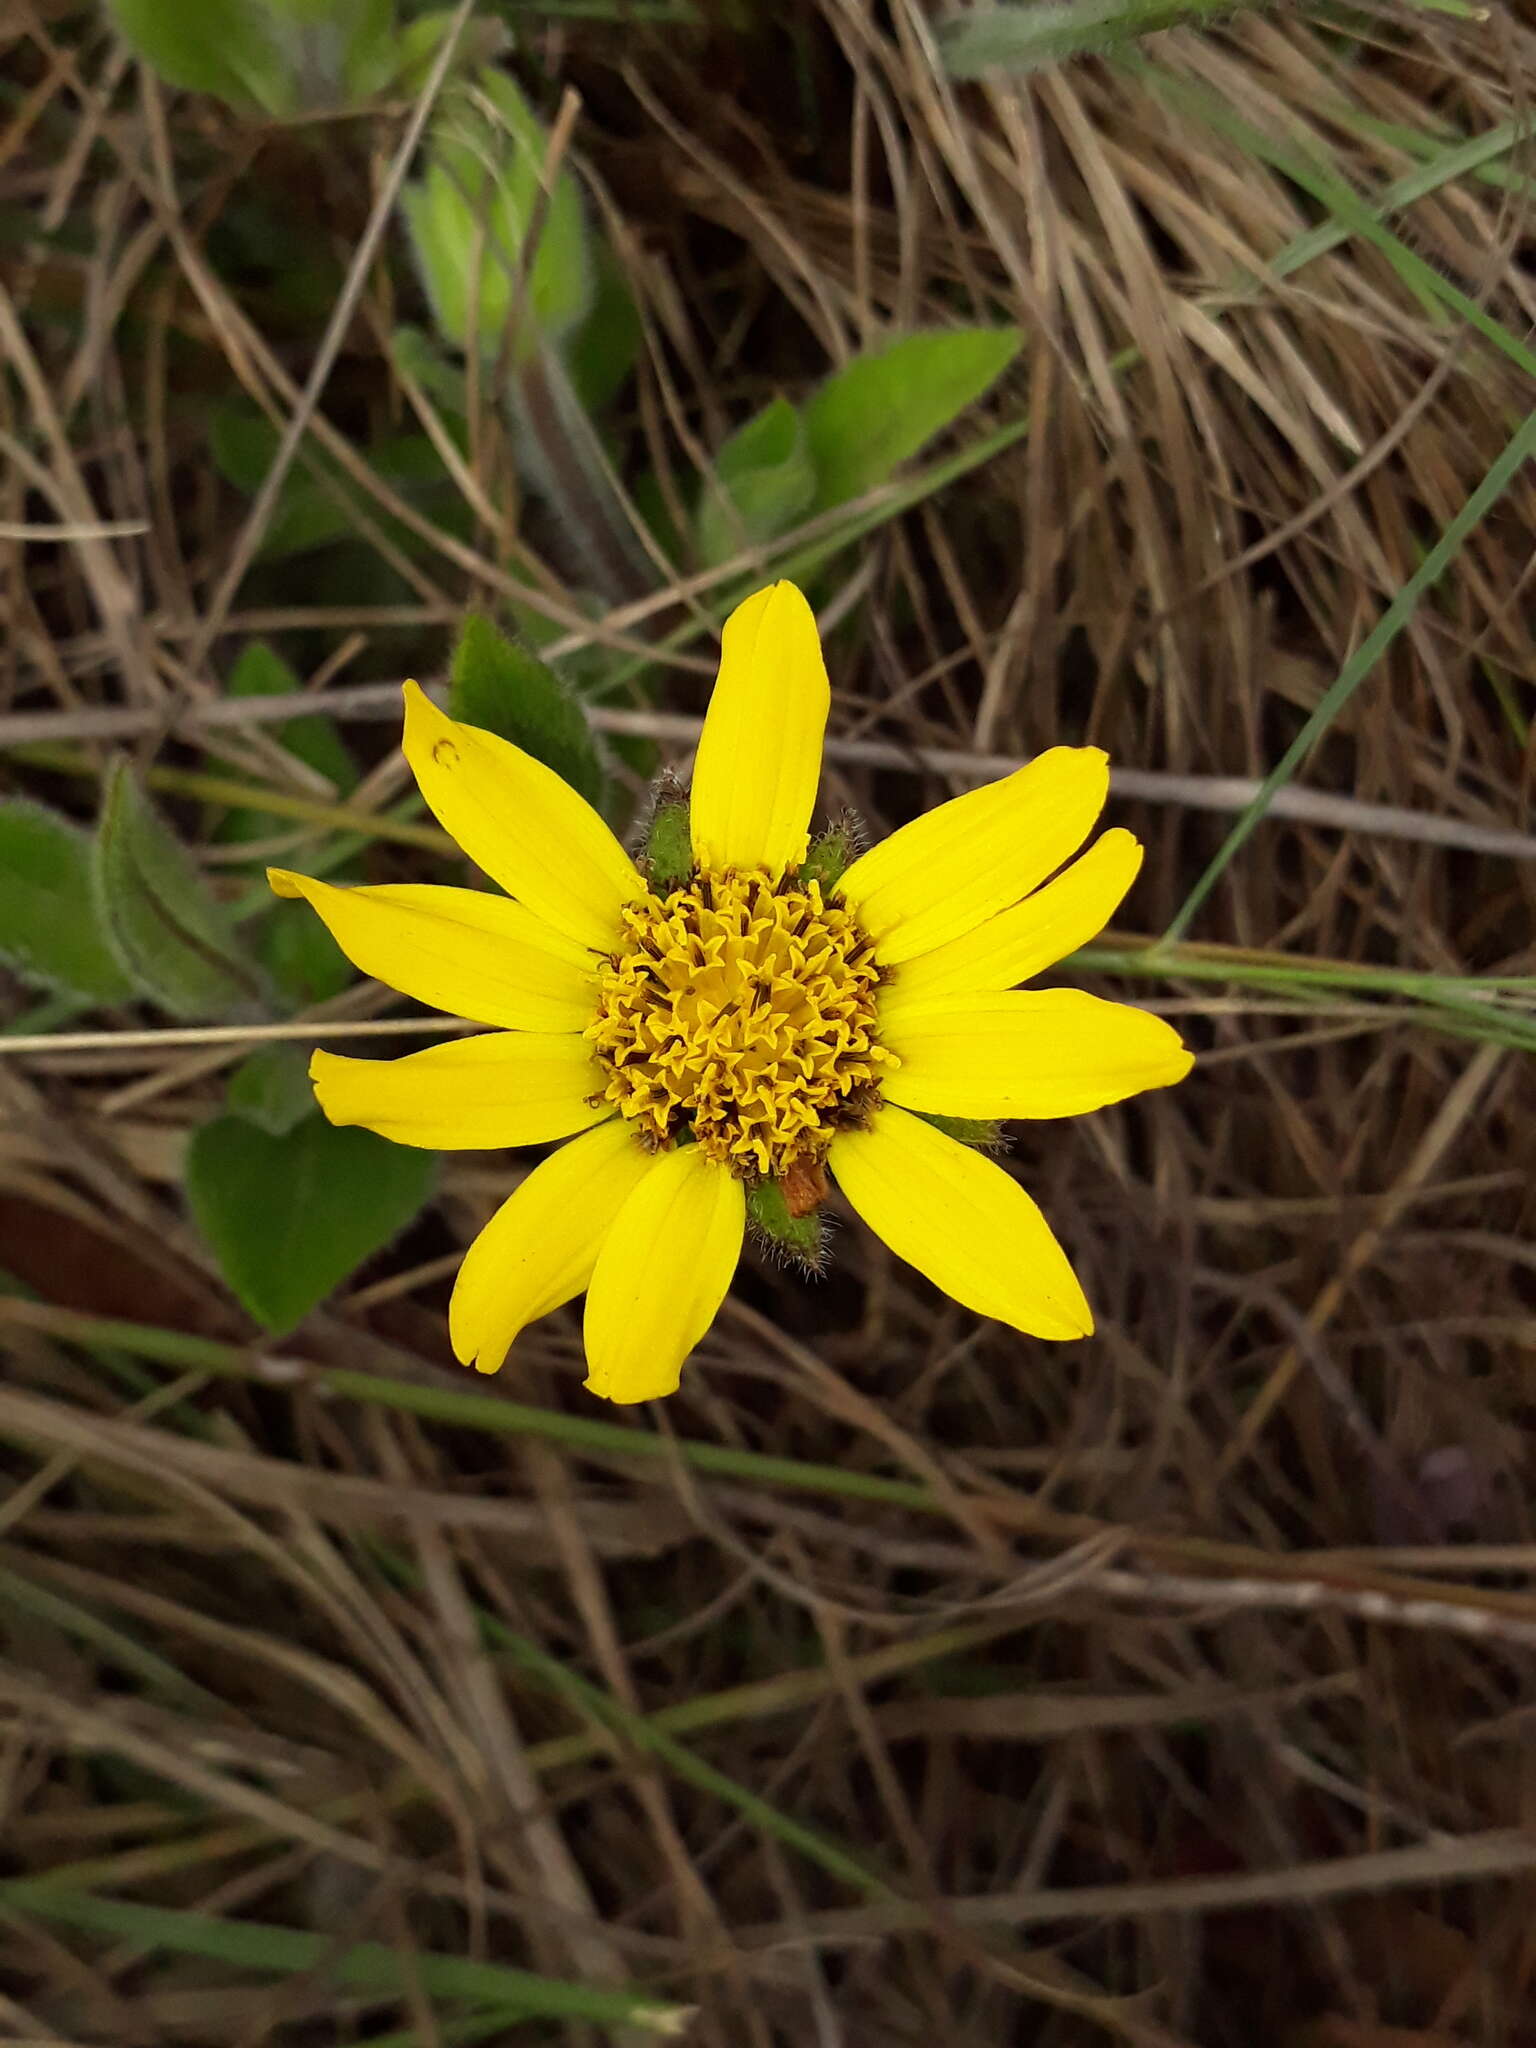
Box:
[587, 872, 896, 1177]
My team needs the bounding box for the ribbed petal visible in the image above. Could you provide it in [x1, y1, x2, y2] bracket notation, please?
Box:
[831, 1106, 1092, 1339]
[837, 747, 1109, 965]
[269, 870, 599, 1031]
[690, 582, 829, 878]
[583, 1145, 745, 1404]
[882, 829, 1143, 1012]
[311, 1032, 607, 1150]
[880, 988, 1193, 1120]
[402, 681, 641, 950]
[449, 1120, 650, 1375]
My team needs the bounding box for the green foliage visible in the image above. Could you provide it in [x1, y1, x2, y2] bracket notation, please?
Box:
[939, 0, 1243, 74]
[449, 613, 606, 805]
[226, 642, 356, 794]
[107, 0, 399, 117]
[689, 330, 1021, 566]
[260, 901, 355, 1007]
[210, 642, 358, 860]
[392, 8, 508, 94]
[186, 1110, 435, 1334]
[746, 1177, 827, 1274]
[565, 240, 643, 415]
[0, 1884, 690, 2032]
[210, 405, 460, 562]
[403, 69, 594, 363]
[695, 395, 817, 569]
[802, 328, 1022, 510]
[390, 322, 472, 417]
[226, 1045, 317, 1136]
[0, 799, 135, 1002]
[91, 763, 264, 1020]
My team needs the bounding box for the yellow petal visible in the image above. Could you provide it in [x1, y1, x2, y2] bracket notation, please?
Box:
[838, 747, 1109, 965]
[690, 582, 829, 877]
[311, 1032, 607, 1150]
[401, 680, 642, 950]
[582, 1145, 745, 1404]
[830, 1106, 1092, 1340]
[450, 1120, 651, 1374]
[881, 988, 1193, 1119]
[881, 829, 1143, 1012]
[268, 870, 599, 1031]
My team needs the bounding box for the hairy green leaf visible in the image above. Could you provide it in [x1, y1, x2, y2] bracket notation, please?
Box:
[803, 328, 1022, 510]
[91, 763, 264, 1020]
[403, 69, 593, 362]
[696, 395, 817, 568]
[0, 799, 134, 1002]
[187, 1111, 436, 1334]
[450, 614, 606, 806]
[107, 0, 397, 116]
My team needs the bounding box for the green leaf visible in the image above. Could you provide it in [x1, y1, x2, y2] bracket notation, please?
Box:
[449, 614, 606, 805]
[208, 643, 359, 861]
[402, 69, 593, 362]
[803, 328, 1022, 511]
[210, 405, 456, 562]
[226, 1045, 316, 1136]
[210, 407, 348, 558]
[390, 9, 509, 94]
[91, 762, 264, 1020]
[0, 799, 135, 1001]
[186, 1111, 436, 1334]
[107, 0, 400, 116]
[107, 0, 293, 111]
[259, 902, 355, 1006]
[695, 395, 817, 568]
[390, 322, 470, 419]
[565, 239, 642, 415]
[940, 0, 1252, 74]
[227, 641, 357, 792]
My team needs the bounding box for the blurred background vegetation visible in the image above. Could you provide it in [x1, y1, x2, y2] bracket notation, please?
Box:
[1, 0, 1534, 2041]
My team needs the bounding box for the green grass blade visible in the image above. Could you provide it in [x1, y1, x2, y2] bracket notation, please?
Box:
[1160, 402, 1536, 944]
[0, 1564, 218, 1708]
[0, 1884, 692, 2033]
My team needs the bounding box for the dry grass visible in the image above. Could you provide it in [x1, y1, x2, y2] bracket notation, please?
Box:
[2, 0, 1536, 2043]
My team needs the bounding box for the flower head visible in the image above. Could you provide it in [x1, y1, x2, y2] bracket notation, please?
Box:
[269, 582, 1192, 1403]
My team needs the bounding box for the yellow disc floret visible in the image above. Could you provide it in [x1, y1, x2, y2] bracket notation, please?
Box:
[587, 873, 896, 1177]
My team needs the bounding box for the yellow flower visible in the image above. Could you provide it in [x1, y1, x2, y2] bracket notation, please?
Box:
[269, 582, 1192, 1403]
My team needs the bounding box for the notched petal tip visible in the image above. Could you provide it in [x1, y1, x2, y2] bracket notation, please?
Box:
[1164, 1039, 1197, 1086]
[307, 1047, 346, 1121]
